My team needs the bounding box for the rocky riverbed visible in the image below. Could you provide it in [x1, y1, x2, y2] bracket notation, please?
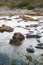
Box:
[0, 14, 43, 65]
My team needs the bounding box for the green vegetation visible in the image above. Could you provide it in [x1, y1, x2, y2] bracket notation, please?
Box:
[17, 2, 35, 10]
[18, 2, 30, 8]
[21, 55, 43, 65]
[40, 54, 43, 56]
[10, 55, 43, 65]
[25, 55, 32, 62]
[10, 59, 16, 65]
[26, 5, 35, 10]
[0, 0, 43, 9]
[9, 1, 16, 9]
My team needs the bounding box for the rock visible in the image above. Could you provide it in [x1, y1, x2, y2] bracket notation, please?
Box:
[10, 39, 22, 46]
[0, 25, 13, 32]
[26, 34, 41, 38]
[9, 33, 25, 46]
[28, 12, 43, 16]
[0, 18, 6, 20]
[35, 43, 43, 49]
[30, 24, 40, 27]
[36, 38, 40, 42]
[25, 24, 39, 28]
[26, 45, 35, 53]
[14, 33, 25, 41]
[20, 15, 38, 21]
[37, 43, 43, 46]
[35, 46, 43, 49]
[5, 19, 11, 21]
[16, 26, 22, 28]
[0, 18, 11, 21]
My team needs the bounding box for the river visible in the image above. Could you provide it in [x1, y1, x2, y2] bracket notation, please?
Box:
[0, 15, 43, 65]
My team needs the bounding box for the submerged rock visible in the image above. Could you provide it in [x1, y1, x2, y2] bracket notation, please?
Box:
[25, 24, 39, 28]
[26, 34, 41, 38]
[35, 46, 43, 49]
[37, 43, 43, 46]
[0, 18, 6, 20]
[0, 25, 13, 32]
[26, 45, 35, 53]
[30, 24, 40, 27]
[9, 33, 25, 46]
[5, 19, 11, 21]
[35, 42, 43, 49]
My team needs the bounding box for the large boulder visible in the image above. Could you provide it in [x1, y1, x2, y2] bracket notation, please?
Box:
[13, 33, 25, 41]
[9, 33, 25, 46]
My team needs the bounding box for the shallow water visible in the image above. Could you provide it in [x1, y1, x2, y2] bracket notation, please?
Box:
[0, 15, 43, 65]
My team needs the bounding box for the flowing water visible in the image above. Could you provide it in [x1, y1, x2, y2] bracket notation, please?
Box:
[0, 15, 43, 65]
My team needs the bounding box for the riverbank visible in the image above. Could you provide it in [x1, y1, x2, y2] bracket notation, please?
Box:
[0, 8, 43, 16]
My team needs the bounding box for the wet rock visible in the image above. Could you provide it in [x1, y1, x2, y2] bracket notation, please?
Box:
[36, 38, 40, 43]
[10, 39, 22, 46]
[25, 25, 30, 27]
[26, 34, 41, 38]
[26, 45, 35, 53]
[25, 24, 39, 28]
[5, 19, 11, 21]
[14, 33, 25, 41]
[35, 46, 43, 49]
[0, 18, 11, 21]
[16, 26, 23, 28]
[9, 33, 25, 46]
[30, 24, 40, 27]
[0, 18, 6, 20]
[35, 42, 43, 49]
[10, 38, 18, 43]
[37, 43, 43, 46]
[0, 25, 13, 32]
[20, 15, 38, 21]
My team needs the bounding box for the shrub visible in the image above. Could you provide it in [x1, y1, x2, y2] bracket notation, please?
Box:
[27, 5, 35, 10]
[18, 2, 30, 8]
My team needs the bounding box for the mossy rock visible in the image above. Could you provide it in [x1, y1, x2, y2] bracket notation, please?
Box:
[9, 40, 22, 46]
